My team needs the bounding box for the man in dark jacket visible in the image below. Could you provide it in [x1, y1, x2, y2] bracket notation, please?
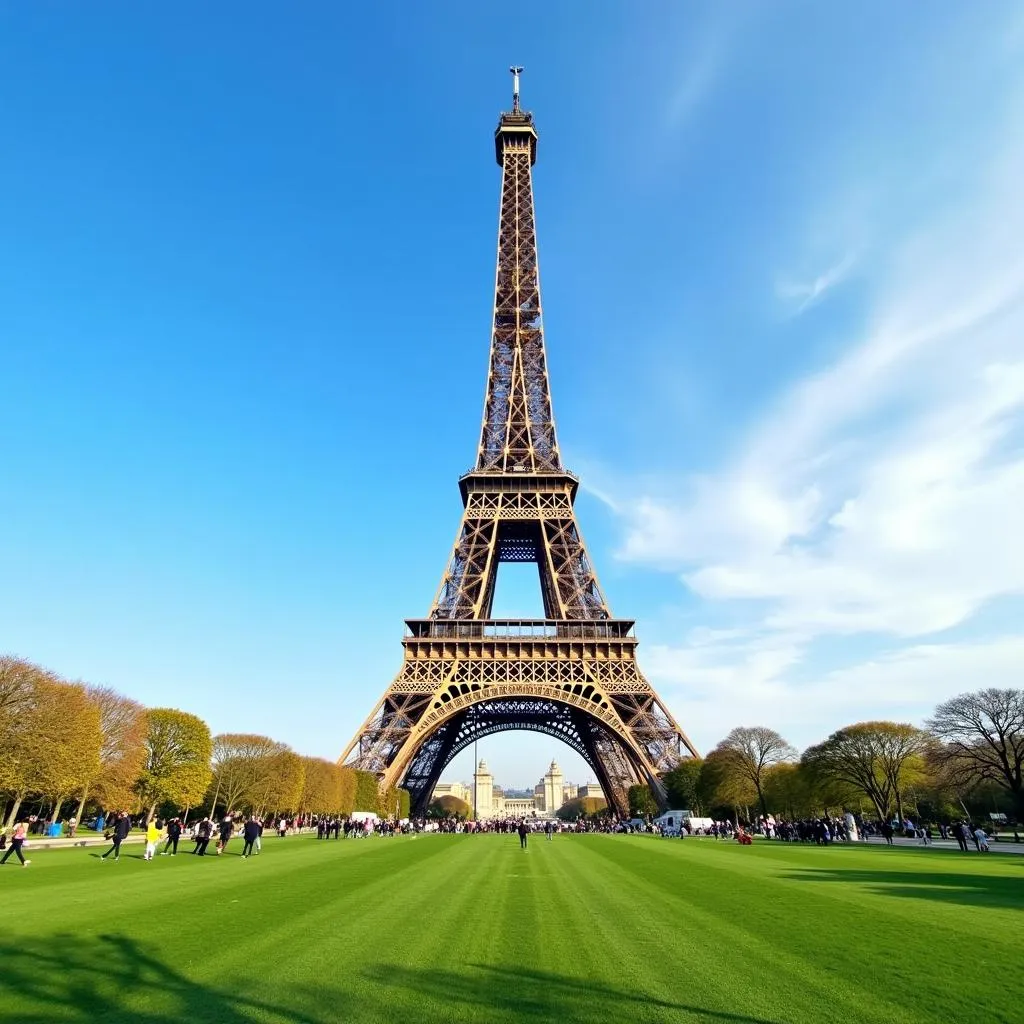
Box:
[242, 817, 260, 858]
[101, 812, 131, 861]
[218, 814, 234, 855]
[518, 820, 528, 850]
[194, 817, 212, 856]
[162, 818, 182, 856]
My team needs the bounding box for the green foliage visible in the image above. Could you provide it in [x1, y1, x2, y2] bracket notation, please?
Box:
[627, 784, 657, 817]
[353, 770, 380, 813]
[136, 708, 212, 818]
[662, 759, 708, 814]
[398, 788, 411, 819]
[556, 796, 608, 820]
[429, 795, 470, 818]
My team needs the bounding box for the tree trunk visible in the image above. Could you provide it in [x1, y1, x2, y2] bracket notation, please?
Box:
[52, 796, 65, 824]
[76, 787, 89, 825]
[5, 795, 24, 828]
[895, 789, 905, 825]
[148, 801, 157, 823]
[756, 784, 768, 822]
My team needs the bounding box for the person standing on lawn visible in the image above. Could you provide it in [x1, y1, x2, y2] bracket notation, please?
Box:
[1, 821, 30, 867]
[518, 819, 528, 850]
[194, 817, 212, 856]
[241, 817, 260, 858]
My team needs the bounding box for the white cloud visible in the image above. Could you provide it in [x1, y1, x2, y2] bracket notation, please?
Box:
[645, 631, 1024, 751]
[596, 28, 1024, 741]
[777, 251, 857, 313]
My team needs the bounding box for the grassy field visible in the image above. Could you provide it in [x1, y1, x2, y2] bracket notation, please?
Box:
[1, 832, 1020, 1024]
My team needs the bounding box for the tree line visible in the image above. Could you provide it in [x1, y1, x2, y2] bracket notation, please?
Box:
[637, 688, 1024, 826]
[0, 655, 409, 828]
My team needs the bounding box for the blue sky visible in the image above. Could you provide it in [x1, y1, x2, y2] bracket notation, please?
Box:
[3, 4, 1023, 790]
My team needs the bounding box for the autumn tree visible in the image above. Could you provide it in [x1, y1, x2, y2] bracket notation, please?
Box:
[556, 796, 608, 821]
[428, 794, 470, 818]
[927, 689, 1024, 818]
[713, 727, 796, 820]
[299, 757, 343, 816]
[136, 709, 212, 821]
[251, 748, 305, 816]
[702, 747, 758, 817]
[802, 721, 930, 822]
[76, 686, 148, 821]
[210, 734, 289, 815]
[1, 676, 101, 826]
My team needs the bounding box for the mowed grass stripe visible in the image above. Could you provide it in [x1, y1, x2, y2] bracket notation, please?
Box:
[2, 834, 1021, 1024]
[585, 836, 1021, 1024]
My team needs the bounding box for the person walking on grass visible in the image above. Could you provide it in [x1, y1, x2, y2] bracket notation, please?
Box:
[545, 820, 554, 842]
[518, 819, 528, 850]
[194, 817, 212, 856]
[242, 816, 260, 858]
[1, 821, 30, 867]
[144, 818, 160, 861]
[161, 818, 181, 856]
[217, 813, 234, 855]
[955, 822, 971, 852]
[101, 811, 130, 861]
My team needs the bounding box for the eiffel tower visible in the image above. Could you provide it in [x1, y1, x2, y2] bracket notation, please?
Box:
[341, 69, 699, 816]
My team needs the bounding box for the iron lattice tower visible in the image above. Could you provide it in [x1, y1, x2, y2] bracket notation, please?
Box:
[341, 70, 699, 816]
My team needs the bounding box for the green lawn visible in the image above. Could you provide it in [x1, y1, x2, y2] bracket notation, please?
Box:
[1, 833, 1020, 1024]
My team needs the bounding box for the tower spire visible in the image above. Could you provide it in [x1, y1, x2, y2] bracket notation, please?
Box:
[510, 65, 523, 113]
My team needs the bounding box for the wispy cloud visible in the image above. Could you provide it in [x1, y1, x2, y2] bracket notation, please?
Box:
[592, 29, 1024, 748]
[776, 251, 857, 313]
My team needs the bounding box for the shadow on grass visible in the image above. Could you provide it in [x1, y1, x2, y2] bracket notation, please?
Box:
[783, 868, 1024, 910]
[0, 933, 324, 1024]
[364, 962, 782, 1023]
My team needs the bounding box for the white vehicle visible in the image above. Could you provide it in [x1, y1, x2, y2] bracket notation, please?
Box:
[654, 810, 689, 835]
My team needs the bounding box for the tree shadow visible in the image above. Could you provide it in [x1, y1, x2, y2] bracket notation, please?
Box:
[364, 962, 783, 1023]
[0, 933, 327, 1024]
[782, 868, 1024, 911]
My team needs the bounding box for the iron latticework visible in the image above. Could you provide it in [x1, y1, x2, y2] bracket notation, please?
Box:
[341, 71, 699, 816]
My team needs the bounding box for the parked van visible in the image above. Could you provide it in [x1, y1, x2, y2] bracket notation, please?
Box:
[654, 810, 690, 835]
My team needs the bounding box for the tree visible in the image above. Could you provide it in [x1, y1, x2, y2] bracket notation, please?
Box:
[702, 747, 758, 818]
[428, 795, 470, 818]
[714, 727, 796, 820]
[210, 734, 288, 815]
[252, 748, 305, 816]
[556, 796, 607, 821]
[627, 784, 658, 817]
[77, 686, 148, 820]
[802, 721, 929, 822]
[299, 757, 343, 815]
[927, 689, 1024, 819]
[662, 758, 710, 814]
[353, 770, 380, 813]
[136, 709, 212, 821]
[1, 676, 101, 826]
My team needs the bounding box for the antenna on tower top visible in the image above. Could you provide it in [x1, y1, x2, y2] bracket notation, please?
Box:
[509, 65, 524, 113]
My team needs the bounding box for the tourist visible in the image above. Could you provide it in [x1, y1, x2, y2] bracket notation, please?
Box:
[0, 821, 30, 867]
[161, 818, 182, 856]
[242, 816, 260, 858]
[973, 826, 990, 852]
[144, 818, 160, 861]
[101, 811, 130, 861]
[545, 820, 554, 842]
[955, 822, 971, 852]
[194, 817, 212, 856]
[517, 819, 528, 850]
[68, 815, 78, 838]
[217, 813, 234, 855]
